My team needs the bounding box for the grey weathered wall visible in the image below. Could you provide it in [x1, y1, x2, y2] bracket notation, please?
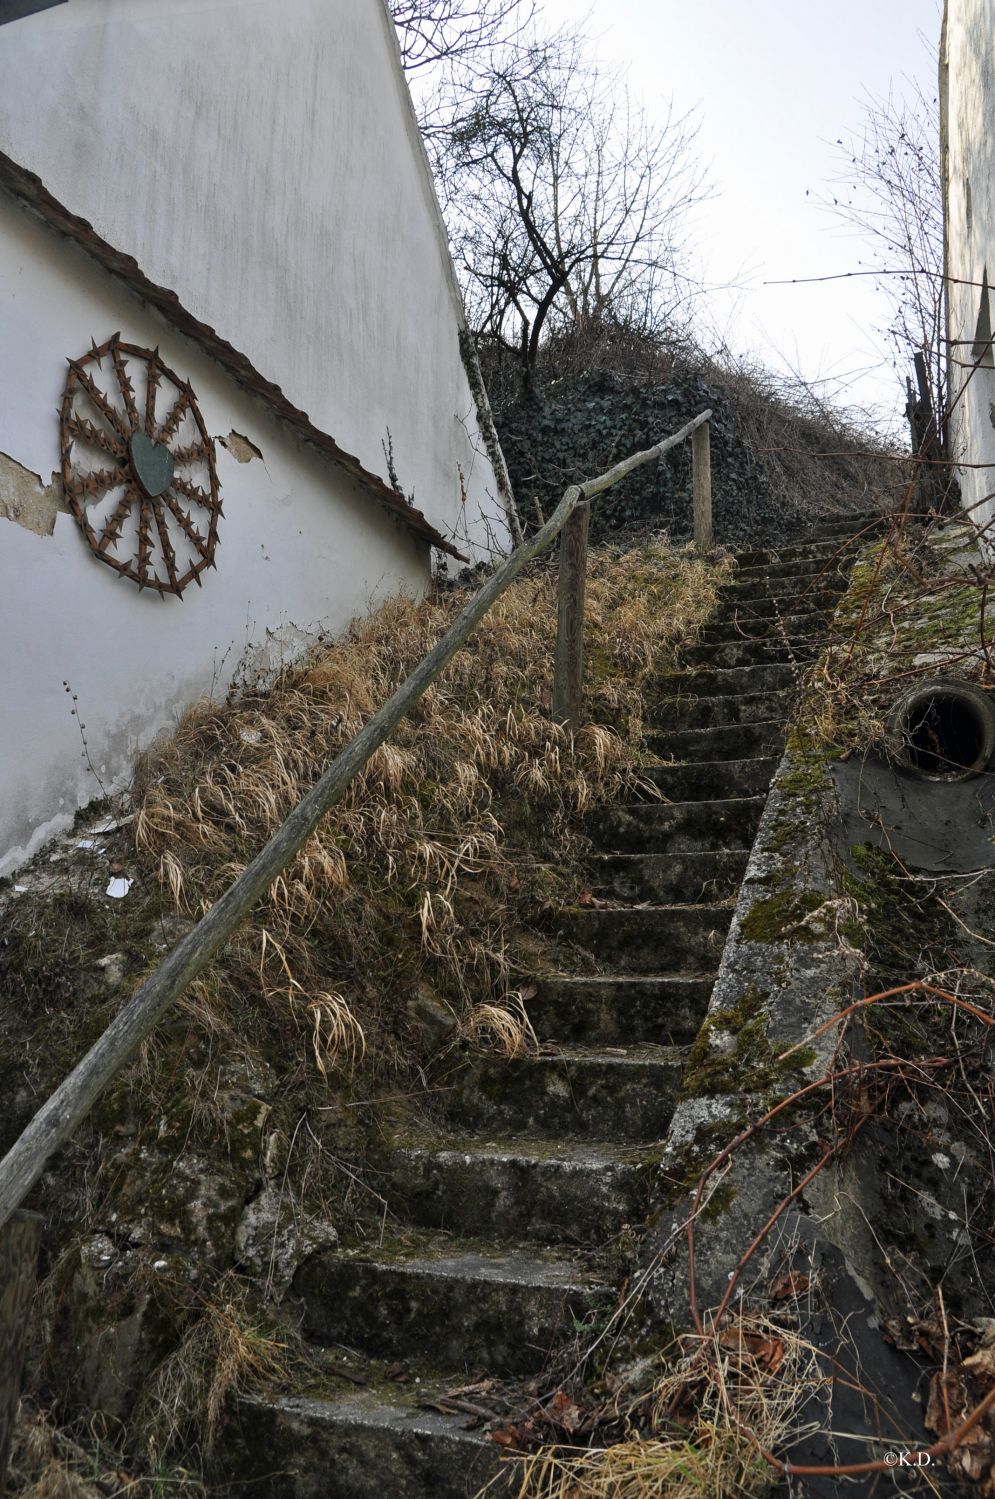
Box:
[943, 0, 995, 538]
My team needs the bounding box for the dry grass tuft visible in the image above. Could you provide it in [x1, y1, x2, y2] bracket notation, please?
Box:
[7, 1403, 205, 1498]
[509, 1315, 822, 1499]
[458, 989, 540, 1059]
[130, 1272, 293, 1461]
[133, 539, 725, 1084]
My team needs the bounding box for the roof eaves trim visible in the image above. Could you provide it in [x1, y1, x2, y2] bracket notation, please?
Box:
[0, 149, 465, 560]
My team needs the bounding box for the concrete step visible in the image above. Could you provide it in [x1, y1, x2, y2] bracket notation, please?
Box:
[682, 639, 817, 669]
[443, 1043, 685, 1140]
[294, 1231, 611, 1376]
[655, 662, 799, 697]
[560, 903, 731, 971]
[732, 537, 868, 567]
[649, 688, 795, 729]
[719, 581, 845, 611]
[731, 559, 851, 585]
[589, 849, 748, 903]
[382, 1134, 654, 1246]
[807, 512, 887, 538]
[698, 612, 830, 644]
[585, 798, 764, 854]
[639, 758, 776, 801]
[526, 974, 713, 1046]
[218, 1389, 508, 1499]
[646, 719, 785, 762]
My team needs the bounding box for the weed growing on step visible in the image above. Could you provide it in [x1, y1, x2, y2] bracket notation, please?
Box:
[497, 1312, 822, 1499]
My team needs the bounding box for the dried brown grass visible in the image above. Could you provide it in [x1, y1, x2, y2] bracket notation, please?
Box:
[129, 1272, 293, 1462]
[133, 540, 725, 1082]
[506, 1315, 822, 1499]
[6, 1403, 205, 1498]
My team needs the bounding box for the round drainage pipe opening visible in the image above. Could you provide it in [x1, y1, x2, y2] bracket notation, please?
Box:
[890, 679, 995, 781]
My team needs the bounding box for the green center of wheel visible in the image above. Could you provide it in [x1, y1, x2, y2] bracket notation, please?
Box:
[129, 431, 175, 498]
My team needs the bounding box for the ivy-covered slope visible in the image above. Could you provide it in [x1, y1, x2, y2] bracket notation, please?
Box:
[494, 366, 885, 546]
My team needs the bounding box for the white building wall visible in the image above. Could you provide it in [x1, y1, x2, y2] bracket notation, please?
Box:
[943, 0, 995, 537]
[0, 196, 429, 876]
[0, 0, 509, 557]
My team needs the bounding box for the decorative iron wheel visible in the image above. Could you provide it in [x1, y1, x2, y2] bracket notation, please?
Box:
[59, 335, 222, 596]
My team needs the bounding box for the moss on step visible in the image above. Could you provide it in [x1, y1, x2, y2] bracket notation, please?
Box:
[740, 888, 825, 943]
[680, 985, 816, 1099]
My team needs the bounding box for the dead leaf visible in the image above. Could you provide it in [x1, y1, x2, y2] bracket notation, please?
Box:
[715, 1327, 784, 1373]
[965, 1347, 995, 1380]
[489, 1425, 529, 1449]
[547, 1389, 586, 1434]
[769, 1271, 811, 1301]
[883, 1315, 947, 1362]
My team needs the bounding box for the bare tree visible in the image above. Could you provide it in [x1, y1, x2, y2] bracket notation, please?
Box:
[437, 34, 708, 388]
[389, 0, 533, 75]
[826, 78, 944, 427]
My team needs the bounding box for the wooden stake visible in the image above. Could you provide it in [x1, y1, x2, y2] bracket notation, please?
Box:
[693, 419, 712, 551]
[0, 1210, 42, 1498]
[552, 501, 589, 733]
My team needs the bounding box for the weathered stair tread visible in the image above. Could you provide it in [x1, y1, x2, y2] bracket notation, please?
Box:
[588, 849, 748, 903]
[322, 1232, 610, 1286]
[527, 973, 713, 1044]
[383, 1133, 656, 1244]
[585, 798, 764, 853]
[561, 902, 732, 970]
[390, 1131, 656, 1167]
[717, 573, 846, 600]
[295, 1228, 612, 1375]
[220, 1390, 507, 1499]
[731, 559, 850, 581]
[698, 613, 829, 644]
[444, 1041, 686, 1139]
[682, 638, 817, 668]
[711, 593, 837, 620]
[646, 719, 786, 761]
[733, 537, 869, 566]
[638, 758, 776, 801]
[648, 687, 795, 728]
[654, 661, 798, 695]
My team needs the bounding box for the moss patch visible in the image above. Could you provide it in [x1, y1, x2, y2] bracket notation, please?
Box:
[740, 888, 825, 944]
[680, 985, 817, 1098]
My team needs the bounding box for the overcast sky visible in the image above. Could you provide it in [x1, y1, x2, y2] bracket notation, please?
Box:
[537, 0, 943, 432]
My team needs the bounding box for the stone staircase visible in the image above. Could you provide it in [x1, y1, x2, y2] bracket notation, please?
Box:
[220, 516, 881, 1499]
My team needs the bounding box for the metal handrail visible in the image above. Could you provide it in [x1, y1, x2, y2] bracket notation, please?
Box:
[0, 410, 712, 1231]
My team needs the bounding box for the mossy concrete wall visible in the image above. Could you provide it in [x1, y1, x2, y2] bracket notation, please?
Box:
[638, 520, 995, 1478]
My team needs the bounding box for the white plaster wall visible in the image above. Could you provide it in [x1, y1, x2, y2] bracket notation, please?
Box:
[0, 194, 430, 876]
[0, 0, 510, 558]
[944, 0, 995, 537]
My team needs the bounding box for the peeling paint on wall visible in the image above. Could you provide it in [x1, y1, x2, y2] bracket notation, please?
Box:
[0, 449, 67, 536]
[220, 430, 264, 464]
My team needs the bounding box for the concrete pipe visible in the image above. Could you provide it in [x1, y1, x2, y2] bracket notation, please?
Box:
[889, 678, 995, 781]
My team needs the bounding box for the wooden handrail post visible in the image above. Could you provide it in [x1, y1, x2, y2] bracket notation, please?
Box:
[0, 1209, 43, 1497]
[552, 500, 589, 734]
[693, 418, 712, 551]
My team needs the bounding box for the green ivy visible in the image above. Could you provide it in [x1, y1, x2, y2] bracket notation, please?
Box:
[494, 368, 808, 546]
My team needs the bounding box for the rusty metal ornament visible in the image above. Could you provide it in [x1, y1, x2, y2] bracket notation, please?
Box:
[59, 335, 222, 596]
